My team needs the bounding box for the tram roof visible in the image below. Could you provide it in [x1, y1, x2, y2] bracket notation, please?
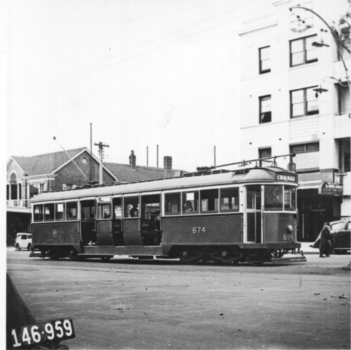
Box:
[31, 166, 297, 203]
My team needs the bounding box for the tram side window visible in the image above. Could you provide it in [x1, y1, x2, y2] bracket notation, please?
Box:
[182, 191, 199, 214]
[141, 194, 160, 219]
[284, 186, 296, 211]
[264, 185, 283, 211]
[124, 196, 139, 218]
[66, 202, 78, 220]
[165, 193, 181, 215]
[81, 200, 96, 220]
[201, 189, 219, 213]
[220, 188, 239, 212]
[98, 203, 111, 219]
[34, 205, 44, 222]
[55, 203, 65, 221]
[44, 203, 54, 221]
[113, 198, 122, 219]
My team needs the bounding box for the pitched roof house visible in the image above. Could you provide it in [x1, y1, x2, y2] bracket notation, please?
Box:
[6, 147, 184, 245]
[7, 147, 183, 209]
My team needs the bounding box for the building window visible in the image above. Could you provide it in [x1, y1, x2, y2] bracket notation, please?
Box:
[259, 96, 271, 123]
[82, 157, 88, 165]
[259, 46, 270, 74]
[338, 137, 351, 172]
[62, 184, 72, 191]
[259, 148, 271, 159]
[290, 35, 318, 67]
[338, 84, 350, 115]
[291, 87, 318, 118]
[290, 143, 319, 170]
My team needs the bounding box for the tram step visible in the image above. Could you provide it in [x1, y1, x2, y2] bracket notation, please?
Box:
[271, 255, 307, 264]
[29, 252, 42, 258]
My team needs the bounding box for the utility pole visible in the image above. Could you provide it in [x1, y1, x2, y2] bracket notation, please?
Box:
[94, 142, 109, 185]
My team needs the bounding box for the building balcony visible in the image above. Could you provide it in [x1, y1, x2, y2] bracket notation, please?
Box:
[6, 199, 32, 210]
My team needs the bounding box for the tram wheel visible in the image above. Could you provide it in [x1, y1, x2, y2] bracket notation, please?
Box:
[101, 256, 111, 262]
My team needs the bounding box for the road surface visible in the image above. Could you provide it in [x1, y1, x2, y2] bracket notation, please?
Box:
[7, 249, 351, 349]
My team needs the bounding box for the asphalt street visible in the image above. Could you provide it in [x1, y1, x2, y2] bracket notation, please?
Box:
[6, 249, 351, 349]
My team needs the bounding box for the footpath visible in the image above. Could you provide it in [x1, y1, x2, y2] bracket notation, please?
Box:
[300, 242, 318, 254]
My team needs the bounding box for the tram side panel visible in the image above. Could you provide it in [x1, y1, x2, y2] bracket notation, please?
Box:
[264, 213, 297, 243]
[161, 214, 243, 255]
[96, 220, 114, 245]
[31, 222, 81, 253]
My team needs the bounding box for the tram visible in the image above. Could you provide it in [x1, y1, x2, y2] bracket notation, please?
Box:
[29, 154, 306, 265]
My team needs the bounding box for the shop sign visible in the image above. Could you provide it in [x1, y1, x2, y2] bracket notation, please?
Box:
[319, 182, 343, 196]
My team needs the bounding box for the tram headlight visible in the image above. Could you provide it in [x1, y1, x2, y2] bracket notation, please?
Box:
[285, 224, 293, 233]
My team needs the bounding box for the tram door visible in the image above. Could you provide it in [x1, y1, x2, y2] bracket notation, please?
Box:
[123, 195, 143, 245]
[80, 199, 97, 245]
[245, 185, 262, 243]
[140, 194, 161, 246]
[112, 197, 124, 246]
[96, 196, 114, 246]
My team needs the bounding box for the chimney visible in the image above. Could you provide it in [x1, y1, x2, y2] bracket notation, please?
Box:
[163, 156, 172, 178]
[129, 150, 136, 169]
[164, 156, 172, 170]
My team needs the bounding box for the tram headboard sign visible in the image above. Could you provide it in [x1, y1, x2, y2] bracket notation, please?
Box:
[276, 173, 297, 183]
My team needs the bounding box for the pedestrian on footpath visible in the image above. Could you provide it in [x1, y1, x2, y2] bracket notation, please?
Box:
[319, 223, 333, 258]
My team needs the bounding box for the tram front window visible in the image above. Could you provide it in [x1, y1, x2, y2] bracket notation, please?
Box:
[264, 185, 283, 211]
[284, 186, 296, 211]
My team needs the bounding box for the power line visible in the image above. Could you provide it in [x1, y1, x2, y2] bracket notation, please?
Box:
[10, 2, 272, 100]
[10, 0, 259, 98]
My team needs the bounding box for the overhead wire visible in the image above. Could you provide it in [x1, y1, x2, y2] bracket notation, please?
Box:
[10, 0, 260, 98]
[10, 1, 272, 100]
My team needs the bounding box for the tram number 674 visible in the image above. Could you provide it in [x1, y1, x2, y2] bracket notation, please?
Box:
[192, 227, 206, 234]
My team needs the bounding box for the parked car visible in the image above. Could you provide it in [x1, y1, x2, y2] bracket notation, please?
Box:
[15, 233, 32, 251]
[331, 220, 351, 254]
[310, 220, 351, 254]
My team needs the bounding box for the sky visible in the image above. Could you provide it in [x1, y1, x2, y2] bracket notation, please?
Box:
[5, 0, 273, 172]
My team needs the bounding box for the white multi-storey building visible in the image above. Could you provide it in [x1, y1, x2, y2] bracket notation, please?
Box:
[239, 0, 350, 242]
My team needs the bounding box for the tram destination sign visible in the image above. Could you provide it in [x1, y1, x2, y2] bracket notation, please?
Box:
[276, 173, 297, 183]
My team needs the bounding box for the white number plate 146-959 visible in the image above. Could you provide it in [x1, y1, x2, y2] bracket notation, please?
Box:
[11, 318, 75, 348]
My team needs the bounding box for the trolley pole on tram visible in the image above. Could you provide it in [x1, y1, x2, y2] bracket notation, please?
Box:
[94, 142, 109, 185]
